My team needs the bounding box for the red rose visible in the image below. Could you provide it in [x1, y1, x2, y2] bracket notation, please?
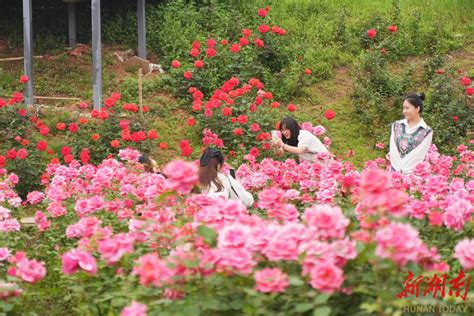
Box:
[81, 118, 90, 124]
[184, 71, 193, 80]
[18, 108, 27, 117]
[80, 149, 90, 164]
[258, 24, 270, 33]
[148, 129, 158, 139]
[171, 60, 180, 68]
[206, 48, 217, 58]
[467, 87, 474, 96]
[159, 142, 168, 149]
[304, 69, 312, 75]
[207, 38, 216, 47]
[17, 148, 28, 159]
[233, 128, 243, 136]
[287, 104, 297, 112]
[237, 115, 248, 124]
[220, 39, 228, 45]
[239, 37, 250, 46]
[194, 60, 204, 68]
[380, 48, 387, 55]
[271, 102, 280, 108]
[435, 69, 445, 74]
[459, 77, 471, 86]
[253, 38, 264, 48]
[367, 29, 377, 39]
[68, 123, 78, 133]
[249, 147, 260, 157]
[56, 122, 66, 130]
[222, 107, 232, 116]
[242, 28, 252, 37]
[453, 116, 459, 122]
[104, 98, 115, 108]
[61, 146, 72, 156]
[0, 155, 5, 167]
[39, 126, 49, 136]
[180, 147, 192, 157]
[110, 140, 120, 148]
[19, 75, 29, 83]
[91, 133, 100, 140]
[6, 149, 17, 160]
[119, 120, 129, 129]
[230, 44, 241, 53]
[192, 41, 200, 49]
[189, 48, 199, 58]
[0, 98, 6, 108]
[258, 8, 268, 17]
[388, 25, 397, 33]
[250, 123, 261, 132]
[37, 140, 48, 151]
[63, 154, 74, 164]
[324, 109, 336, 120]
[21, 139, 29, 146]
[79, 102, 88, 109]
[187, 117, 196, 126]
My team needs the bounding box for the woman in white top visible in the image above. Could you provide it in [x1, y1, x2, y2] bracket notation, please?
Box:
[271, 117, 331, 163]
[198, 147, 254, 207]
[388, 92, 432, 174]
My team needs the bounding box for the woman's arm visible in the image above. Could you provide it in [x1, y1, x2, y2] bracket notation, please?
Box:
[281, 143, 307, 155]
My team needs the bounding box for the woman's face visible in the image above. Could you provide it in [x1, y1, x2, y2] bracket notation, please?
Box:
[402, 100, 420, 121]
[281, 125, 291, 139]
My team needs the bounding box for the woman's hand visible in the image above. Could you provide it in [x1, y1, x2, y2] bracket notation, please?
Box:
[272, 137, 283, 148]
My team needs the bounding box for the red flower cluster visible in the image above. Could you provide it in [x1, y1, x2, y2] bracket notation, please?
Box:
[179, 140, 193, 157]
[324, 110, 336, 120]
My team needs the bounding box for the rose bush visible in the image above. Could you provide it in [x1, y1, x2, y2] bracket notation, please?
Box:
[0, 142, 471, 314]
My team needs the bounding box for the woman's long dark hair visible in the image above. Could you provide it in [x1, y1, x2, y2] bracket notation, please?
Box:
[198, 147, 225, 192]
[280, 117, 300, 147]
[138, 155, 154, 172]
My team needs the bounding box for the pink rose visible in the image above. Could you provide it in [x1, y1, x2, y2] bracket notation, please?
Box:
[454, 239, 474, 270]
[360, 168, 390, 194]
[16, 258, 46, 283]
[254, 268, 289, 293]
[62, 249, 97, 275]
[163, 160, 199, 194]
[121, 301, 148, 316]
[309, 259, 344, 293]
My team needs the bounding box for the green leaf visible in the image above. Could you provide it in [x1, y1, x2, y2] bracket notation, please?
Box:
[182, 259, 199, 268]
[294, 303, 314, 313]
[312, 306, 331, 316]
[111, 297, 129, 307]
[197, 225, 218, 246]
[289, 276, 304, 286]
[313, 293, 331, 305]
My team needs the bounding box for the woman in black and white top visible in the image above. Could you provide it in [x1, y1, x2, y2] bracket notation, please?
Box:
[198, 147, 254, 207]
[271, 117, 331, 164]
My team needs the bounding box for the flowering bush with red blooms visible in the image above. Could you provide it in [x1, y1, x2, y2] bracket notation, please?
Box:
[0, 143, 472, 314]
[0, 87, 164, 197]
[166, 7, 293, 99]
[422, 70, 473, 153]
[184, 76, 289, 160]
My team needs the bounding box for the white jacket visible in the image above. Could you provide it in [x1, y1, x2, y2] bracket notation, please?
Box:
[203, 173, 254, 207]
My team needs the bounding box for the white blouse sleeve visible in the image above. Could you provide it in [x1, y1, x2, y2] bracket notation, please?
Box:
[298, 130, 328, 153]
[227, 174, 254, 207]
[400, 131, 432, 174]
